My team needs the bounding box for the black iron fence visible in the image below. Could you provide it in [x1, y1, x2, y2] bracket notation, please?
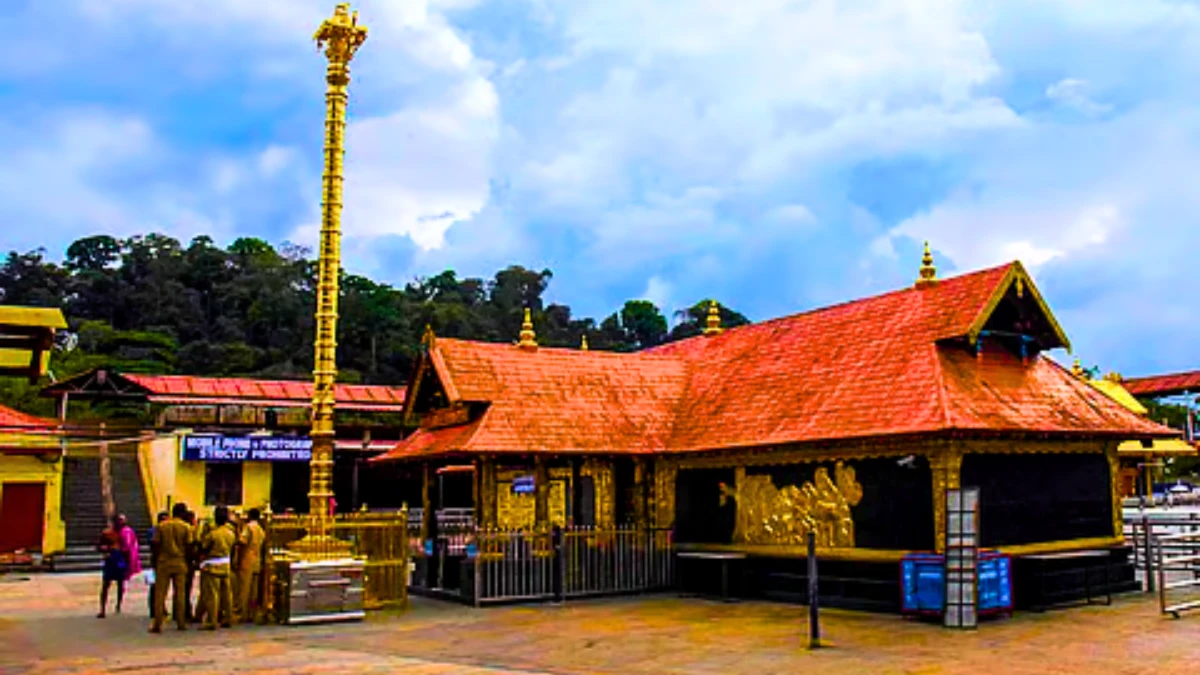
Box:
[411, 525, 675, 606]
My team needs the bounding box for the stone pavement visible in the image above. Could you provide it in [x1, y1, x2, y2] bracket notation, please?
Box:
[2, 572, 1198, 674]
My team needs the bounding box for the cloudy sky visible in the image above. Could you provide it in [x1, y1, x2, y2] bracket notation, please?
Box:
[2, 0, 1198, 376]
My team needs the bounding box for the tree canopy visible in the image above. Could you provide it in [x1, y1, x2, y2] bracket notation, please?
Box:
[0, 234, 751, 418]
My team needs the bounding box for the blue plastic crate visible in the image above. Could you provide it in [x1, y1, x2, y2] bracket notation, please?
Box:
[900, 551, 1012, 616]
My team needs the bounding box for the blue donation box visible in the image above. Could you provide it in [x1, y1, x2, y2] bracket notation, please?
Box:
[900, 551, 1012, 616]
[181, 434, 312, 462]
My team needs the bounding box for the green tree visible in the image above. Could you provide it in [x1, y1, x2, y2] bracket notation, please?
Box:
[667, 299, 751, 342]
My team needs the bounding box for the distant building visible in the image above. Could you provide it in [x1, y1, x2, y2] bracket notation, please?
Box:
[42, 370, 405, 519]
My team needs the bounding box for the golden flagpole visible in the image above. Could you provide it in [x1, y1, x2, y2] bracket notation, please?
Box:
[291, 3, 367, 559]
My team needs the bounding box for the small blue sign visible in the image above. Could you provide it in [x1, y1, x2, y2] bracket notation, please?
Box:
[466, 542, 478, 559]
[512, 475, 536, 494]
[423, 539, 434, 557]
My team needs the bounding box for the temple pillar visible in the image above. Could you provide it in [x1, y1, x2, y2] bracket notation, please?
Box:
[570, 457, 582, 527]
[930, 446, 963, 553]
[652, 458, 677, 531]
[534, 456, 550, 532]
[1106, 443, 1123, 540]
[420, 462, 434, 542]
[476, 456, 497, 529]
[633, 457, 650, 530]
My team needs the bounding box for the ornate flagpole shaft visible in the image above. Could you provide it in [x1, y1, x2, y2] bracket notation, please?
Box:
[308, 4, 366, 525]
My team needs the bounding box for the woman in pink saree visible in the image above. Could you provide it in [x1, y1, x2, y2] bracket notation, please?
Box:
[118, 514, 142, 579]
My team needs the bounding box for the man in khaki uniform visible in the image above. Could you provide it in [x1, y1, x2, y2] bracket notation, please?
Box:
[236, 508, 266, 623]
[199, 505, 237, 630]
[151, 503, 193, 633]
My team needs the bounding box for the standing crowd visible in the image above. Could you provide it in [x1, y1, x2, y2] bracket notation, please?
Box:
[97, 502, 267, 631]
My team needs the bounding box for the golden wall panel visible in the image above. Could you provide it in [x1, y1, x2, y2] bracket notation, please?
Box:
[721, 461, 863, 548]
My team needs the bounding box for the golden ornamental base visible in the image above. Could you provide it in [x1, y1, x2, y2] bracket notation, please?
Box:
[286, 533, 354, 561]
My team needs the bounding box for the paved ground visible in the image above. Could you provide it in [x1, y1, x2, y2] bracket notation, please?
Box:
[1, 573, 1199, 674]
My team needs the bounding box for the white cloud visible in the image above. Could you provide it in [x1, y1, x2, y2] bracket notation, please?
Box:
[641, 276, 673, 313]
[1045, 78, 1113, 117]
[257, 146, 296, 178]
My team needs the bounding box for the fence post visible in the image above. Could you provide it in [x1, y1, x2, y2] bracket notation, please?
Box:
[1143, 514, 1155, 593]
[553, 526, 565, 603]
[807, 531, 821, 650]
[473, 533, 482, 608]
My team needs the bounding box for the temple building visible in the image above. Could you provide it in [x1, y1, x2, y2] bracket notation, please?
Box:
[374, 249, 1177, 609]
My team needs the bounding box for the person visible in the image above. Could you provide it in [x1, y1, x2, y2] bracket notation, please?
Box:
[96, 515, 129, 618]
[117, 513, 143, 584]
[199, 505, 237, 630]
[150, 503, 193, 633]
[147, 511, 168, 619]
[235, 508, 266, 624]
[186, 510, 205, 624]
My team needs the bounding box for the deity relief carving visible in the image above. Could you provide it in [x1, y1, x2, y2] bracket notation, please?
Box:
[719, 462, 863, 548]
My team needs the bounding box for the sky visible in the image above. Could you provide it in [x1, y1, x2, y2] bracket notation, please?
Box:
[1, 0, 1199, 377]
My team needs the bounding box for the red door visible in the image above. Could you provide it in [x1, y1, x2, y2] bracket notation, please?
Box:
[0, 483, 46, 553]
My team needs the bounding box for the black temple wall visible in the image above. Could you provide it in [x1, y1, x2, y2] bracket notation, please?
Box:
[961, 452, 1111, 546]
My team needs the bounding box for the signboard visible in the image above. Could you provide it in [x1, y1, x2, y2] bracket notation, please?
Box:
[181, 435, 312, 462]
[511, 475, 536, 494]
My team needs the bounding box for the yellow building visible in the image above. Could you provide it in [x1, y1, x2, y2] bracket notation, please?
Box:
[0, 405, 65, 557]
[1073, 364, 1198, 497]
[0, 305, 68, 559]
[139, 432, 281, 519]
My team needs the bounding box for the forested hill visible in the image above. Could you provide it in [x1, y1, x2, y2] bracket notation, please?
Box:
[0, 234, 749, 416]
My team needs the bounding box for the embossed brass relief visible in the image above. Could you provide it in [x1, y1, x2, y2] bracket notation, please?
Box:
[719, 462, 863, 548]
[495, 468, 569, 530]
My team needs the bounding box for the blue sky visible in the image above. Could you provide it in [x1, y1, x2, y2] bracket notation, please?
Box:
[2, 0, 1199, 377]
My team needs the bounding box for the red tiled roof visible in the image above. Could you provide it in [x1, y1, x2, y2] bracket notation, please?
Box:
[121, 374, 405, 411]
[377, 262, 1174, 462]
[0, 404, 56, 430]
[1123, 371, 1200, 398]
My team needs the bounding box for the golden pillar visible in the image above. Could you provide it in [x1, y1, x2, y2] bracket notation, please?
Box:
[534, 456, 550, 531]
[292, 4, 367, 558]
[930, 447, 963, 553]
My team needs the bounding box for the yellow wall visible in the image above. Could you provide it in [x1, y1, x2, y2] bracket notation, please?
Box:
[0, 452, 65, 554]
[139, 434, 272, 520]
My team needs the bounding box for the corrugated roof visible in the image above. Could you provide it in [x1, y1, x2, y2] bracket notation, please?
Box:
[378, 262, 1175, 462]
[0, 404, 56, 430]
[1123, 371, 1200, 398]
[121, 374, 405, 410]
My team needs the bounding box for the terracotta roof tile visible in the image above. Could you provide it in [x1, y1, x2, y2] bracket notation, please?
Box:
[377, 262, 1175, 462]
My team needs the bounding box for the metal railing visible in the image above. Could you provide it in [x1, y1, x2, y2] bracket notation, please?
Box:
[1124, 512, 1200, 592]
[1156, 531, 1200, 618]
[562, 527, 674, 598]
[265, 510, 410, 611]
[412, 525, 675, 606]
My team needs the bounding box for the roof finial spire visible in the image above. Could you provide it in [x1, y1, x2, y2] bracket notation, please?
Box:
[518, 307, 538, 350]
[702, 300, 723, 337]
[421, 323, 436, 348]
[1071, 357, 1086, 379]
[915, 241, 938, 289]
[580, 334, 589, 351]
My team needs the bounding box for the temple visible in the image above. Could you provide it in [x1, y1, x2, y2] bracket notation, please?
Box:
[373, 250, 1178, 609]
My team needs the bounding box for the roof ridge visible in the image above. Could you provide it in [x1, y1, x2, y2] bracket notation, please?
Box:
[645, 261, 1018, 354]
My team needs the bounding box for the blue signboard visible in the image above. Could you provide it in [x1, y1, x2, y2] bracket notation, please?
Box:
[512, 475, 536, 494]
[181, 435, 312, 462]
[901, 552, 1012, 616]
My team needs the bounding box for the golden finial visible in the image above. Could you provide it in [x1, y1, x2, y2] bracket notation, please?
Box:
[1071, 357, 1086, 379]
[314, 4, 368, 69]
[581, 334, 589, 351]
[702, 300, 723, 337]
[421, 323, 436, 348]
[1104, 371, 1123, 383]
[518, 307, 538, 349]
[915, 241, 938, 289]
